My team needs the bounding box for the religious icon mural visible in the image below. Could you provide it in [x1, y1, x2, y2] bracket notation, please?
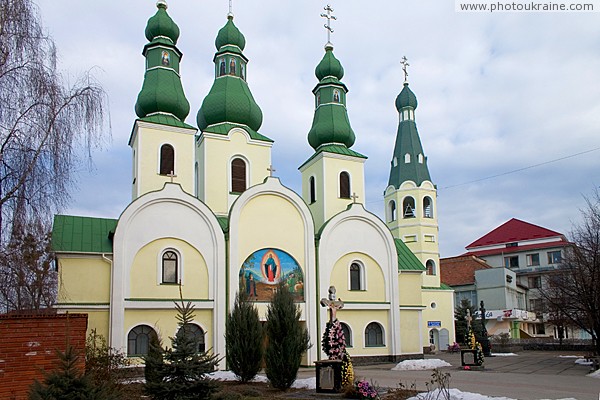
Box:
[333, 89, 340, 103]
[219, 58, 226, 76]
[239, 248, 304, 302]
[229, 58, 236, 75]
[161, 50, 170, 66]
[240, 63, 246, 80]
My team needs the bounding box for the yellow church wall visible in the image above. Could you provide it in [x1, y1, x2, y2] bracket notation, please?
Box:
[124, 308, 213, 352]
[398, 272, 423, 307]
[323, 157, 365, 225]
[237, 194, 306, 274]
[85, 310, 111, 340]
[57, 256, 111, 304]
[134, 124, 196, 198]
[129, 238, 209, 299]
[422, 289, 455, 346]
[329, 253, 385, 302]
[199, 129, 272, 216]
[300, 159, 325, 228]
[336, 309, 390, 355]
[399, 309, 423, 353]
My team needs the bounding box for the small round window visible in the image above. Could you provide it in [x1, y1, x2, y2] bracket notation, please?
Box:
[430, 302, 437, 309]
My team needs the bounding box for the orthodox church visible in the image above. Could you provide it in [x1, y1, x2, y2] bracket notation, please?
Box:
[52, 2, 454, 366]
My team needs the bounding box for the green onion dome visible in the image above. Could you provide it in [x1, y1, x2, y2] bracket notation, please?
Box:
[215, 15, 246, 51]
[197, 16, 262, 132]
[307, 105, 355, 149]
[145, 1, 180, 45]
[315, 45, 344, 80]
[395, 82, 418, 110]
[197, 78, 263, 131]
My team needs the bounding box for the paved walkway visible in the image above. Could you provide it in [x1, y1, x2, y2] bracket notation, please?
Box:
[296, 351, 600, 400]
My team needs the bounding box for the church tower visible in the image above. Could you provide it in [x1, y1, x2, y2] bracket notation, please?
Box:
[299, 9, 366, 230]
[130, 1, 196, 199]
[196, 11, 273, 216]
[384, 67, 440, 287]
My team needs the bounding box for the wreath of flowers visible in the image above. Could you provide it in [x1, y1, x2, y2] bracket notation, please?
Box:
[322, 319, 346, 360]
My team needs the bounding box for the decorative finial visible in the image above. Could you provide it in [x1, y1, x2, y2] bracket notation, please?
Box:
[351, 192, 359, 204]
[320, 5, 336, 48]
[228, 0, 234, 18]
[156, 0, 168, 10]
[267, 165, 276, 177]
[401, 56, 410, 84]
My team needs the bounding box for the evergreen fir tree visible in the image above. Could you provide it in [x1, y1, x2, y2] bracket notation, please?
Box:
[225, 291, 263, 382]
[454, 299, 483, 345]
[29, 345, 118, 400]
[265, 284, 310, 390]
[143, 331, 164, 387]
[144, 300, 220, 400]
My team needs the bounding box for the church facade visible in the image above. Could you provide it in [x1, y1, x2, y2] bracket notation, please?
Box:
[52, 2, 454, 367]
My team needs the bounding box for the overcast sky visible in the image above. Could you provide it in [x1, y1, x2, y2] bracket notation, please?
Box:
[34, 1, 600, 258]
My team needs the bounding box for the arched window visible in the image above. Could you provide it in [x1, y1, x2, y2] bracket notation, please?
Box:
[403, 196, 415, 218]
[404, 153, 411, 163]
[159, 144, 175, 175]
[178, 324, 205, 353]
[426, 259, 436, 276]
[341, 322, 352, 347]
[162, 251, 178, 283]
[339, 172, 350, 199]
[423, 197, 433, 218]
[418, 153, 424, 164]
[350, 262, 362, 291]
[231, 158, 246, 193]
[309, 176, 316, 204]
[365, 322, 384, 347]
[127, 325, 157, 356]
[389, 200, 397, 222]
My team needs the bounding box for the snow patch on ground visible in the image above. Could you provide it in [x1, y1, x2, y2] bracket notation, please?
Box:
[574, 358, 593, 366]
[490, 353, 517, 356]
[392, 359, 452, 371]
[558, 355, 583, 358]
[208, 371, 316, 388]
[587, 368, 600, 379]
[408, 389, 579, 400]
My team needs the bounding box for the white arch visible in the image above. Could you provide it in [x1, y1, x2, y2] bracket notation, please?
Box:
[111, 183, 226, 367]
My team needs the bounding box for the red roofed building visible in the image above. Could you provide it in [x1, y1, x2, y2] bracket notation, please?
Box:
[461, 218, 586, 339]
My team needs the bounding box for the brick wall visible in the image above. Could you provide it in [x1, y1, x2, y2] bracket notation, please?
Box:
[0, 313, 88, 400]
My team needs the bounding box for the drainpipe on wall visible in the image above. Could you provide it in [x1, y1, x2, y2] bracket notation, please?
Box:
[101, 253, 114, 346]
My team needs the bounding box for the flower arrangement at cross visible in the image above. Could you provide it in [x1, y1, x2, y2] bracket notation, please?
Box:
[322, 319, 346, 360]
[355, 379, 380, 399]
[341, 349, 354, 387]
[467, 324, 484, 366]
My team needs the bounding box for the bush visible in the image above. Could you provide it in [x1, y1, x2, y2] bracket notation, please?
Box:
[225, 291, 263, 382]
[264, 284, 310, 390]
[85, 329, 130, 396]
[29, 345, 119, 400]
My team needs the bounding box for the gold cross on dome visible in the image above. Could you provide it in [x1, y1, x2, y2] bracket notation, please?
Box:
[401, 56, 410, 83]
[320, 5, 337, 45]
[228, 0, 233, 17]
[267, 165, 276, 177]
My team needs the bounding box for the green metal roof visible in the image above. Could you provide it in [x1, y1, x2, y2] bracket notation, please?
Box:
[135, 2, 190, 124]
[215, 16, 246, 51]
[395, 239, 426, 271]
[201, 122, 272, 143]
[299, 143, 366, 170]
[138, 115, 196, 130]
[52, 215, 117, 253]
[422, 283, 453, 290]
[216, 216, 229, 233]
[315, 46, 344, 80]
[387, 84, 431, 189]
[145, 2, 179, 44]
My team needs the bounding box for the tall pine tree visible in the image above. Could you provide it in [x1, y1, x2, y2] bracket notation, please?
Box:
[144, 300, 220, 400]
[226, 291, 263, 382]
[265, 284, 310, 390]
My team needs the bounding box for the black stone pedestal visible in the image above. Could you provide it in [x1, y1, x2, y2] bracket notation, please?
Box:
[314, 360, 343, 393]
[461, 349, 484, 368]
